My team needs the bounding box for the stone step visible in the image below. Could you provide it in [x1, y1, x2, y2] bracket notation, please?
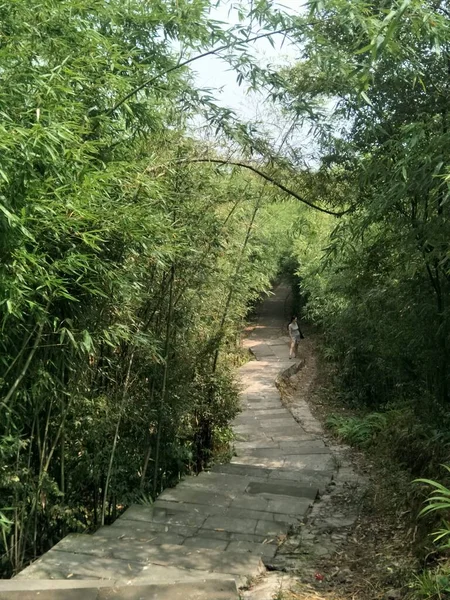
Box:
[97, 521, 280, 550]
[119, 499, 306, 528]
[211, 463, 332, 491]
[178, 470, 319, 500]
[231, 452, 333, 472]
[118, 504, 292, 538]
[153, 495, 311, 521]
[158, 480, 315, 511]
[56, 527, 278, 559]
[16, 536, 264, 583]
[98, 527, 278, 561]
[0, 579, 238, 599]
[235, 444, 330, 457]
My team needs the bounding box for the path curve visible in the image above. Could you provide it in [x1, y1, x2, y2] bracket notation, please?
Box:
[1, 284, 334, 600]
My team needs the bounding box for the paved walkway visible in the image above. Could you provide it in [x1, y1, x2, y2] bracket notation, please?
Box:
[2, 284, 334, 600]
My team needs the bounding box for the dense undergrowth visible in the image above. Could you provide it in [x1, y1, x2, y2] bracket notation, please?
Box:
[319, 387, 450, 598]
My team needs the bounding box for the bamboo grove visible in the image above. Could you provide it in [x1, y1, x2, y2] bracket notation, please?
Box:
[0, 0, 303, 574]
[286, 0, 450, 470]
[3, 0, 450, 589]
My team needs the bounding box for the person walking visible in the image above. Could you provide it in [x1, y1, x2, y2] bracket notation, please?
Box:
[288, 316, 303, 359]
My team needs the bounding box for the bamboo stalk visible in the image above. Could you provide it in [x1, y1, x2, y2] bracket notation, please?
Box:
[212, 197, 261, 372]
[101, 352, 135, 526]
[3, 306, 49, 407]
[153, 264, 175, 497]
[140, 379, 156, 490]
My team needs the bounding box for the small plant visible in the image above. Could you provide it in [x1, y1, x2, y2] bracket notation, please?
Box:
[326, 412, 388, 447]
[134, 492, 154, 507]
[415, 465, 450, 548]
[409, 565, 450, 599]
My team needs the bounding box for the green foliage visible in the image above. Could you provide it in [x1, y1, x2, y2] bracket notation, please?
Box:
[409, 565, 450, 600]
[284, 0, 450, 411]
[415, 466, 450, 549]
[326, 412, 388, 447]
[0, 0, 304, 576]
[264, 0, 450, 593]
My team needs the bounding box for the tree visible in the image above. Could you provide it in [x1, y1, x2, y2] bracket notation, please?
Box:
[280, 0, 450, 406]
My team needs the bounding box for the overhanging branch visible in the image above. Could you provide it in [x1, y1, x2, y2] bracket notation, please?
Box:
[184, 158, 350, 217]
[107, 28, 293, 116]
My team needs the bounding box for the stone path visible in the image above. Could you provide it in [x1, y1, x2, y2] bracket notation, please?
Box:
[2, 284, 334, 599]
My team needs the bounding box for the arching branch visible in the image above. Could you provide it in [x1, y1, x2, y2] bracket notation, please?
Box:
[107, 28, 293, 115]
[184, 158, 350, 217]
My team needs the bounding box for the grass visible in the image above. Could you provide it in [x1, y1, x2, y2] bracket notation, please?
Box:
[408, 563, 450, 599]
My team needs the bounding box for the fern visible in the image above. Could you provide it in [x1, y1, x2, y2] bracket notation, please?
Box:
[326, 412, 388, 447]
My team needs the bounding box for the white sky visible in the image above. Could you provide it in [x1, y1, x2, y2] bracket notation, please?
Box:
[192, 0, 303, 121]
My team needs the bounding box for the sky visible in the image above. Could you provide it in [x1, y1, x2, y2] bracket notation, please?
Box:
[192, 0, 303, 122]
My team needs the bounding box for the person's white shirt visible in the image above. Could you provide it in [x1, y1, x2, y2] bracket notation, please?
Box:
[289, 321, 300, 339]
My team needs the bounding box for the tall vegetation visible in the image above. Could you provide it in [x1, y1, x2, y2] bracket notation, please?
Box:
[279, 0, 450, 464]
[273, 0, 450, 590]
[0, 0, 305, 576]
[4, 0, 450, 588]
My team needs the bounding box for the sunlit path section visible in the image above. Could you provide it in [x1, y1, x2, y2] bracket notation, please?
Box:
[1, 284, 333, 600]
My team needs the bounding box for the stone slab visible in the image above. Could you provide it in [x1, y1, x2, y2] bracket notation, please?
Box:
[233, 440, 280, 450]
[53, 534, 165, 562]
[267, 468, 333, 486]
[274, 435, 318, 443]
[120, 505, 207, 528]
[128, 566, 237, 585]
[42, 541, 262, 580]
[0, 590, 99, 600]
[176, 474, 253, 494]
[55, 534, 238, 564]
[278, 439, 319, 447]
[229, 495, 270, 512]
[99, 581, 239, 599]
[202, 515, 258, 535]
[242, 398, 280, 405]
[263, 427, 307, 436]
[240, 446, 327, 458]
[258, 418, 299, 429]
[195, 530, 276, 546]
[105, 521, 198, 538]
[151, 500, 280, 523]
[15, 551, 143, 580]
[183, 536, 229, 551]
[251, 408, 291, 416]
[0, 581, 239, 600]
[254, 520, 291, 537]
[211, 464, 271, 479]
[234, 432, 271, 442]
[100, 581, 238, 599]
[282, 455, 333, 471]
[158, 489, 233, 507]
[231, 456, 285, 468]
[0, 581, 115, 592]
[226, 541, 277, 558]
[145, 544, 263, 576]
[246, 480, 318, 500]
[266, 496, 311, 517]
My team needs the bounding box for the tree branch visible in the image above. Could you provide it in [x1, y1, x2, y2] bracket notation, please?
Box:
[107, 28, 293, 115]
[184, 158, 350, 216]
